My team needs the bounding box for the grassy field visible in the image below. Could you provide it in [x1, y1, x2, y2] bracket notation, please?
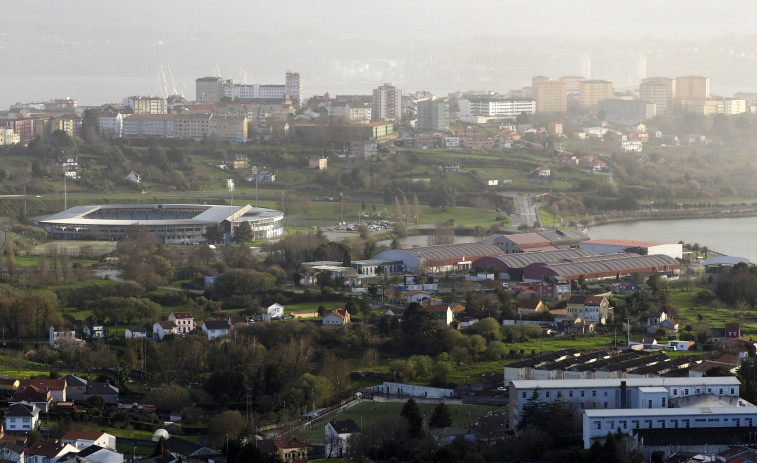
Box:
[293, 401, 501, 444]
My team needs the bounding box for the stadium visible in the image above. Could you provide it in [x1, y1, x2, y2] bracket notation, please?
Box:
[37, 204, 284, 243]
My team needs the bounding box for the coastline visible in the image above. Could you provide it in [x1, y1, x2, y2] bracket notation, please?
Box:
[583, 206, 757, 228]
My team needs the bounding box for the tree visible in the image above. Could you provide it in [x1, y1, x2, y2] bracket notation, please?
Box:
[428, 403, 453, 428]
[401, 398, 423, 438]
[429, 184, 456, 212]
[208, 410, 247, 449]
[233, 221, 253, 243]
[205, 223, 225, 243]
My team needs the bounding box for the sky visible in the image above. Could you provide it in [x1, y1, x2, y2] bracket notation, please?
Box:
[2, 0, 757, 108]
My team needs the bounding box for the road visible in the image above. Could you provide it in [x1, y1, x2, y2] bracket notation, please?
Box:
[512, 193, 541, 228]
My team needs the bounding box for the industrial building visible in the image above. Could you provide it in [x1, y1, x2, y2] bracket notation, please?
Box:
[521, 253, 680, 281]
[472, 248, 596, 280]
[374, 243, 503, 273]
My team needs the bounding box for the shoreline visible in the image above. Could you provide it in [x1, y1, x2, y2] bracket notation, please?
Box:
[583, 206, 757, 228]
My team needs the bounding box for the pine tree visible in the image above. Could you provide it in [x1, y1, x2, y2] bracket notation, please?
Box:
[401, 398, 424, 438]
[428, 402, 453, 428]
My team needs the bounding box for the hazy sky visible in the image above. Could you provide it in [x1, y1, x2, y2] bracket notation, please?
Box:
[3, 0, 757, 108]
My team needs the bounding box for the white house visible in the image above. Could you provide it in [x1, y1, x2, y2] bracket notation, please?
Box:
[126, 171, 141, 183]
[153, 321, 178, 340]
[264, 303, 285, 320]
[84, 325, 105, 338]
[0, 442, 24, 463]
[61, 431, 117, 450]
[4, 401, 40, 432]
[323, 308, 351, 326]
[324, 419, 362, 458]
[168, 312, 195, 334]
[201, 319, 230, 340]
[125, 328, 149, 339]
[49, 325, 80, 348]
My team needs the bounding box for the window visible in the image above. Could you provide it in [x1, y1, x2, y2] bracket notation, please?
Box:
[546, 392, 550, 398]
[581, 391, 585, 397]
[595, 421, 601, 430]
[731, 388, 735, 395]
[662, 398, 666, 407]
[569, 391, 573, 398]
[604, 391, 608, 397]
[522, 392, 527, 398]
[648, 400, 652, 408]
[609, 421, 615, 429]
[720, 388, 724, 395]
[673, 389, 678, 395]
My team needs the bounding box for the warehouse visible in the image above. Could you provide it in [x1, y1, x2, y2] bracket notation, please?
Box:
[472, 248, 596, 280]
[521, 253, 680, 281]
[374, 242, 504, 273]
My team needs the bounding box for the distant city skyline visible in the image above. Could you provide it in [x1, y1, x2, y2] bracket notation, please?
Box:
[4, 0, 757, 108]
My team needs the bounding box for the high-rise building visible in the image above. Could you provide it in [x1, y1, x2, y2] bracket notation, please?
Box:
[195, 77, 225, 103]
[123, 96, 167, 115]
[372, 83, 402, 122]
[675, 76, 709, 101]
[417, 98, 449, 131]
[558, 76, 586, 94]
[285, 71, 302, 107]
[640, 77, 675, 114]
[533, 81, 567, 113]
[579, 80, 614, 112]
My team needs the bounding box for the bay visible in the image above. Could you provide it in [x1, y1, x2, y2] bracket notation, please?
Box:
[588, 216, 757, 262]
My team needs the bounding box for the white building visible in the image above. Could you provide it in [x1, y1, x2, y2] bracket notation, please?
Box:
[98, 113, 123, 138]
[125, 328, 149, 339]
[26, 441, 79, 463]
[371, 382, 456, 399]
[579, 239, 683, 259]
[583, 406, 757, 449]
[202, 319, 229, 340]
[264, 303, 285, 320]
[618, 140, 643, 152]
[4, 401, 40, 432]
[458, 97, 535, 117]
[323, 308, 351, 326]
[324, 419, 362, 458]
[122, 114, 176, 138]
[61, 430, 117, 450]
[509, 377, 741, 430]
[153, 321, 178, 340]
[168, 312, 195, 334]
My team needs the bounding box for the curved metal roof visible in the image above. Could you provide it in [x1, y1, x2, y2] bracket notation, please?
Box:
[404, 242, 504, 261]
[525, 253, 680, 279]
[484, 248, 595, 268]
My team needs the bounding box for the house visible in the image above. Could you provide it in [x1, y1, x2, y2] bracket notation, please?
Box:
[4, 401, 40, 432]
[0, 377, 20, 391]
[264, 303, 285, 320]
[202, 319, 230, 340]
[323, 308, 351, 326]
[324, 418, 362, 458]
[85, 382, 120, 404]
[426, 305, 454, 327]
[257, 439, 309, 463]
[309, 157, 328, 170]
[26, 440, 79, 463]
[726, 323, 741, 338]
[640, 311, 667, 327]
[459, 317, 479, 328]
[232, 154, 248, 169]
[62, 375, 88, 401]
[582, 295, 611, 325]
[153, 321, 178, 341]
[126, 171, 141, 183]
[10, 385, 52, 412]
[49, 325, 80, 348]
[517, 299, 547, 314]
[58, 444, 123, 463]
[404, 290, 434, 306]
[83, 325, 105, 338]
[168, 312, 195, 334]
[18, 379, 67, 402]
[125, 327, 149, 339]
[165, 436, 222, 463]
[0, 442, 24, 463]
[61, 431, 117, 450]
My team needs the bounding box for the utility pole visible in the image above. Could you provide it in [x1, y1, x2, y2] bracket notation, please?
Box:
[23, 178, 29, 217]
[227, 179, 235, 239]
[339, 192, 344, 223]
[251, 166, 258, 207]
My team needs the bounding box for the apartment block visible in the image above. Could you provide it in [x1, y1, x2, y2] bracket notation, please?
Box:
[533, 81, 567, 112]
[579, 80, 614, 112]
[196, 77, 225, 103]
[675, 76, 709, 101]
[175, 113, 212, 140]
[372, 83, 402, 122]
[639, 77, 675, 114]
[124, 96, 167, 115]
[417, 99, 450, 131]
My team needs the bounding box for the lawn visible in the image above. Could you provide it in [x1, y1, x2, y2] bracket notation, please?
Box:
[293, 401, 501, 444]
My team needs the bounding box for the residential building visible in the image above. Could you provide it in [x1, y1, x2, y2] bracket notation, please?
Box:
[210, 115, 247, 142]
[323, 308, 351, 326]
[165, 437, 222, 463]
[123, 96, 167, 115]
[232, 154, 248, 169]
[639, 77, 675, 114]
[83, 325, 104, 338]
[350, 140, 378, 158]
[458, 97, 535, 118]
[98, 112, 124, 137]
[675, 75, 709, 101]
[330, 102, 372, 124]
[372, 83, 402, 122]
[533, 81, 567, 112]
[85, 382, 120, 404]
[19, 379, 67, 402]
[426, 305, 454, 326]
[325, 419, 362, 458]
[257, 438, 308, 463]
[11, 385, 52, 412]
[309, 157, 327, 170]
[417, 98, 450, 131]
[126, 171, 141, 183]
[264, 303, 285, 320]
[4, 401, 40, 432]
[122, 114, 175, 138]
[582, 295, 611, 325]
[49, 325, 78, 348]
[26, 440, 78, 463]
[0, 377, 20, 391]
[195, 77, 225, 103]
[174, 113, 211, 140]
[579, 80, 614, 112]
[153, 321, 178, 340]
[62, 375, 87, 401]
[124, 327, 149, 339]
[285, 71, 302, 106]
[58, 444, 123, 463]
[61, 431, 116, 451]
[0, 442, 24, 463]
[202, 319, 229, 340]
[546, 122, 563, 136]
[168, 312, 195, 334]
[517, 299, 547, 314]
[558, 75, 586, 93]
[597, 99, 656, 125]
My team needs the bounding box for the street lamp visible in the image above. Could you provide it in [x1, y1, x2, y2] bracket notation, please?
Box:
[339, 192, 344, 224]
[133, 446, 137, 462]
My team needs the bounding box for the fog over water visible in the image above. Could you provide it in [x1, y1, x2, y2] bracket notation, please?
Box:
[4, 1, 757, 108]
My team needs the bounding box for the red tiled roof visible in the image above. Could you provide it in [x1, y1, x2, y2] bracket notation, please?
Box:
[19, 379, 66, 391]
[62, 431, 106, 441]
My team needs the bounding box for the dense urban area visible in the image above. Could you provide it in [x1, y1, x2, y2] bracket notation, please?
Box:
[2, 70, 757, 463]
